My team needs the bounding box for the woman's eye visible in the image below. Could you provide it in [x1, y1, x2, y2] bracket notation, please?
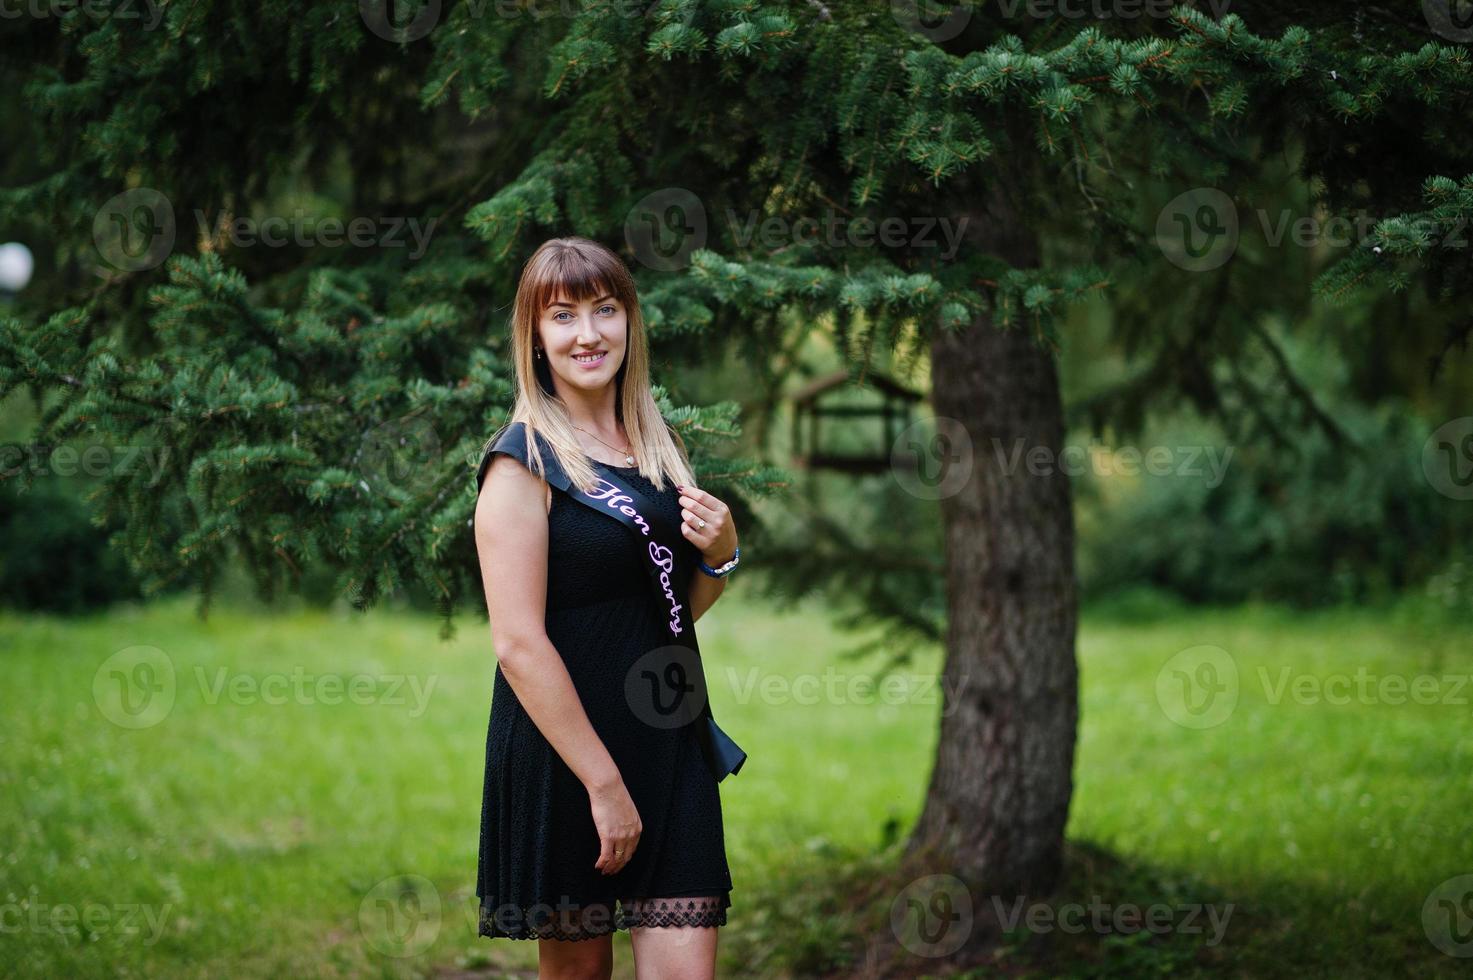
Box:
[598, 305, 615, 315]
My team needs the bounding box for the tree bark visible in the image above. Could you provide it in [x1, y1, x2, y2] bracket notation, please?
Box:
[903, 184, 1079, 901]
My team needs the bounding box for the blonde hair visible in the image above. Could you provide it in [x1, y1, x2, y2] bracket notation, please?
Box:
[482, 235, 695, 495]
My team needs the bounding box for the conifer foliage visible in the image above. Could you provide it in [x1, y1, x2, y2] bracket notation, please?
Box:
[2, 1, 1470, 894]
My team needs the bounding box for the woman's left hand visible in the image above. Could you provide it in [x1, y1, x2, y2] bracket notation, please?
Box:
[676, 483, 738, 565]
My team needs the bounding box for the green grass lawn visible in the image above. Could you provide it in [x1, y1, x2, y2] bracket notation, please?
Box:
[0, 589, 1468, 978]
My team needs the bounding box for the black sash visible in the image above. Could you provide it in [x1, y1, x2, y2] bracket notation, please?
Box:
[473, 421, 747, 782]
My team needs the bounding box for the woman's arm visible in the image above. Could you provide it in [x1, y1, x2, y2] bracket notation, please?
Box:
[677, 483, 737, 622]
[474, 454, 620, 793]
[689, 562, 728, 622]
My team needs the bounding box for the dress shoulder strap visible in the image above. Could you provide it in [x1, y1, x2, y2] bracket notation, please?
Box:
[474, 420, 572, 495]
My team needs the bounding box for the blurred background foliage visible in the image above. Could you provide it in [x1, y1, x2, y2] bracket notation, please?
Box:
[8, 250, 1468, 622]
[2, 3, 1470, 628]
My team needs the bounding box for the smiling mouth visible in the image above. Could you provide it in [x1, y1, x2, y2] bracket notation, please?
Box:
[572, 351, 607, 365]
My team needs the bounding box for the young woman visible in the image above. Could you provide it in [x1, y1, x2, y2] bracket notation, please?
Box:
[471, 236, 741, 980]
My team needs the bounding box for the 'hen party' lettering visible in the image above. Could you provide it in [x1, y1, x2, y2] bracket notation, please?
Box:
[584, 480, 652, 536]
[583, 478, 684, 634]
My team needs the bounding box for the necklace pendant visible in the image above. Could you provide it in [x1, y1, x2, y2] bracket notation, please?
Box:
[625, 454, 636, 466]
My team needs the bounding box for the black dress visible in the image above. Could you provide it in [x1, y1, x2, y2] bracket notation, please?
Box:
[475, 428, 733, 941]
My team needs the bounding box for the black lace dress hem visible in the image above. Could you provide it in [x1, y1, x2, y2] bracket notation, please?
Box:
[478, 892, 731, 941]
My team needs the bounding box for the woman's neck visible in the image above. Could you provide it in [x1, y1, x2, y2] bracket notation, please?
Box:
[557, 383, 622, 440]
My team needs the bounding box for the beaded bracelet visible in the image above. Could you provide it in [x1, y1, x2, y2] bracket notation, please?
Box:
[698, 546, 741, 578]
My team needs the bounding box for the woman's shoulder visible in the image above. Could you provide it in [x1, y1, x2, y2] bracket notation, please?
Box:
[475, 420, 571, 495]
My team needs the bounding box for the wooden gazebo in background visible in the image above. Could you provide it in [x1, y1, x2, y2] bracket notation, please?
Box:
[789, 368, 925, 474]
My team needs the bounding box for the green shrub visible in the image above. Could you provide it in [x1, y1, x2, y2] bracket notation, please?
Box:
[0, 477, 144, 612]
[1078, 402, 1471, 608]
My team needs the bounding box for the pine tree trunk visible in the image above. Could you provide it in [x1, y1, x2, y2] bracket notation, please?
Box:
[903, 188, 1080, 900]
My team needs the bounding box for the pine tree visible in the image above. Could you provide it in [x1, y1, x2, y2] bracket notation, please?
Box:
[3, 0, 1469, 921]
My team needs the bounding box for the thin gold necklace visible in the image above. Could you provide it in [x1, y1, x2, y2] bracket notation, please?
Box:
[572, 424, 635, 466]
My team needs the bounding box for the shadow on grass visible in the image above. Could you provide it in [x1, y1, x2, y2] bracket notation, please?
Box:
[713, 837, 1446, 979]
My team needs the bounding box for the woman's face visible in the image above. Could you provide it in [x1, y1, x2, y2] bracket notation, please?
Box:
[537, 288, 628, 393]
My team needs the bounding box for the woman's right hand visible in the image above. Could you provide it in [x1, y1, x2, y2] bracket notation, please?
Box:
[588, 778, 642, 875]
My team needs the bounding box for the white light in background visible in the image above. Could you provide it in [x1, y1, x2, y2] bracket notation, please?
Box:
[0, 242, 35, 292]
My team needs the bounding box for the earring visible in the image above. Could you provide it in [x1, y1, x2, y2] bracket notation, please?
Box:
[534, 347, 543, 360]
